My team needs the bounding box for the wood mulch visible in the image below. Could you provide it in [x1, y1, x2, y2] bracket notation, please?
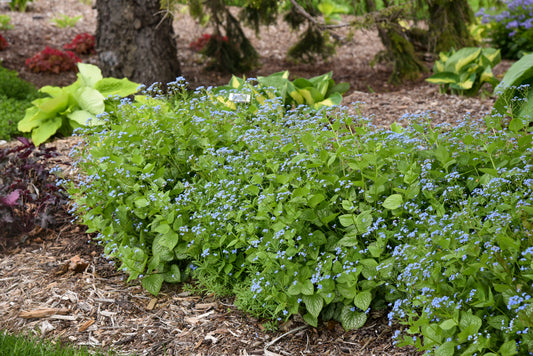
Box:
[0, 0, 512, 354]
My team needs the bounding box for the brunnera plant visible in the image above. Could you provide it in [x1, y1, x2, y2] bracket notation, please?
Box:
[25, 46, 81, 74]
[67, 79, 532, 355]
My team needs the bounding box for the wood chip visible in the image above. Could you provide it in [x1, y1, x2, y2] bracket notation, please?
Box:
[78, 319, 95, 332]
[19, 308, 70, 319]
[146, 298, 157, 311]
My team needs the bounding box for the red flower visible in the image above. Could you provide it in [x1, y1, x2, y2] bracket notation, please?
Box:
[25, 46, 81, 74]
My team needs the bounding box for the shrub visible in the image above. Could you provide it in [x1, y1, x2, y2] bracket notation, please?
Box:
[0, 63, 38, 101]
[0, 65, 39, 140]
[67, 78, 533, 354]
[0, 95, 33, 141]
[25, 46, 81, 74]
[0, 33, 8, 51]
[478, 0, 533, 59]
[0, 137, 68, 244]
[64, 33, 96, 55]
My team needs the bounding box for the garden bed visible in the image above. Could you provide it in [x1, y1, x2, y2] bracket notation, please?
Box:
[0, 0, 522, 355]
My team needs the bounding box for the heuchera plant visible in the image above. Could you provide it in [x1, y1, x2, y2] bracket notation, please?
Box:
[189, 33, 228, 52]
[25, 46, 81, 74]
[64, 33, 96, 55]
[0, 33, 8, 51]
[0, 137, 67, 245]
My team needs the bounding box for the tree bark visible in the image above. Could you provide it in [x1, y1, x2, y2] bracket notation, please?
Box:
[95, 0, 181, 86]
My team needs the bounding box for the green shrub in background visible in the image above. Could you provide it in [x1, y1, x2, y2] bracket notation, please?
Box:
[0, 64, 39, 141]
[0, 96, 33, 141]
[65, 77, 533, 354]
[0, 64, 38, 101]
[426, 47, 501, 96]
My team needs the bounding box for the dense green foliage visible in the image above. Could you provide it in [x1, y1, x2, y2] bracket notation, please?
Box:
[66, 75, 533, 354]
[0, 64, 39, 140]
[426, 47, 500, 96]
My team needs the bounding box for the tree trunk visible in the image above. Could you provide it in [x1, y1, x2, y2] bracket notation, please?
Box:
[95, 0, 181, 86]
[427, 0, 476, 53]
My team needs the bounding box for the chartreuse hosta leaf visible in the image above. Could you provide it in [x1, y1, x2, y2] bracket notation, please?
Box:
[427, 47, 500, 96]
[18, 63, 140, 146]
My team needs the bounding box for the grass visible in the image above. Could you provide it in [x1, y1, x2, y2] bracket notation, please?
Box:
[0, 330, 122, 356]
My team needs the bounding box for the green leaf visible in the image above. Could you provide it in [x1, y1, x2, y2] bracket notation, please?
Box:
[67, 110, 96, 126]
[339, 214, 356, 227]
[288, 280, 314, 295]
[426, 72, 460, 85]
[302, 312, 318, 327]
[439, 319, 457, 330]
[336, 231, 359, 247]
[340, 306, 367, 330]
[353, 290, 372, 311]
[94, 77, 140, 98]
[31, 118, 63, 146]
[74, 87, 105, 115]
[355, 211, 372, 233]
[308, 194, 325, 208]
[142, 273, 164, 296]
[499, 340, 518, 356]
[302, 294, 323, 318]
[159, 231, 180, 250]
[382, 194, 403, 210]
[134, 197, 149, 208]
[18, 107, 45, 132]
[509, 118, 524, 133]
[163, 264, 182, 283]
[77, 63, 103, 88]
[435, 341, 456, 356]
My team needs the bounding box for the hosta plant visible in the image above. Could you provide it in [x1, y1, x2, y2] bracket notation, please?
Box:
[64, 33, 96, 55]
[25, 47, 81, 74]
[18, 63, 140, 146]
[426, 47, 501, 96]
[213, 70, 349, 111]
[67, 79, 532, 355]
